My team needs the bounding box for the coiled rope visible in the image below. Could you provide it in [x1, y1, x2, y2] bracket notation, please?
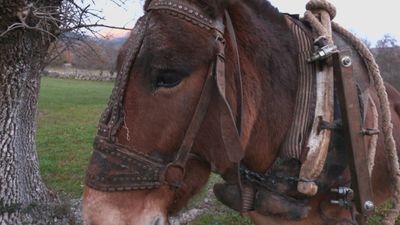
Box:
[304, 0, 400, 224]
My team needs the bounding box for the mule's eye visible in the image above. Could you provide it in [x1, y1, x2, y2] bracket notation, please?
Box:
[154, 71, 183, 88]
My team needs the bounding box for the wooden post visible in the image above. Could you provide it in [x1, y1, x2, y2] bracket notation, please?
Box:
[298, 10, 335, 196]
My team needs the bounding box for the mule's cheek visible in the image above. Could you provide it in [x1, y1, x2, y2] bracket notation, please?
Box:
[82, 187, 174, 225]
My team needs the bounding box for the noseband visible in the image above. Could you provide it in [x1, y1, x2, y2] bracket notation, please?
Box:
[86, 0, 243, 191]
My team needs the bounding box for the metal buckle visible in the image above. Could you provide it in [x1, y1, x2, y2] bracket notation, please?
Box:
[308, 43, 338, 62]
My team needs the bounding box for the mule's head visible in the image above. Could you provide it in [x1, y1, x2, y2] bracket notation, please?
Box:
[83, 1, 238, 224]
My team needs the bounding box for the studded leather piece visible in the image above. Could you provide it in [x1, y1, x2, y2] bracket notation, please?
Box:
[86, 137, 165, 191]
[147, 0, 224, 34]
[97, 15, 149, 142]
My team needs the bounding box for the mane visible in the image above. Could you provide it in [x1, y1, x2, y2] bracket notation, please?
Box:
[230, 0, 298, 94]
[245, 0, 284, 20]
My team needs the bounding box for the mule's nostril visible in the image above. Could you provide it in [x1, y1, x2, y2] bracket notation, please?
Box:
[152, 216, 164, 225]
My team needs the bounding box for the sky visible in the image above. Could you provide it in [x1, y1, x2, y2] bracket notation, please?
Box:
[91, 0, 399, 45]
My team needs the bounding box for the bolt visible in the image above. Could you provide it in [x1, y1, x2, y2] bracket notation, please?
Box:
[364, 201, 375, 211]
[341, 56, 352, 67]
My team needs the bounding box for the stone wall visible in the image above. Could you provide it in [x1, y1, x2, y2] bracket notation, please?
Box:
[43, 66, 116, 81]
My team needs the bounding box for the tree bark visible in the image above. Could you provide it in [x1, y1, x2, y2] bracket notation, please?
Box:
[0, 1, 65, 224]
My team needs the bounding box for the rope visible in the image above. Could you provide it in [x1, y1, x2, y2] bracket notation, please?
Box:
[303, 11, 333, 44]
[304, 0, 336, 44]
[306, 0, 337, 19]
[303, 0, 400, 224]
[368, 94, 379, 175]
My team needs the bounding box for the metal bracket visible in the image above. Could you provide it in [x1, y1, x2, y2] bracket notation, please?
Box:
[308, 43, 338, 62]
[318, 119, 342, 133]
[331, 187, 354, 208]
[361, 128, 380, 136]
[308, 37, 338, 63]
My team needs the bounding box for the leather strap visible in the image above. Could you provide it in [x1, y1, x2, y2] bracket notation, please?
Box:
[168, 60, 215, 169]
[216, 11, 245, 163]
[225, 11, 244, 135]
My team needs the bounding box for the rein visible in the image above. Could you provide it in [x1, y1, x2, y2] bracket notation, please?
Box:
[86, 0, 245, 192]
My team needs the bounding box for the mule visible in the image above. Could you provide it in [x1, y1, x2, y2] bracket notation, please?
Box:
[82, 0, 400, 224]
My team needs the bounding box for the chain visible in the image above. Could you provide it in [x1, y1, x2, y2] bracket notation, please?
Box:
[240, 166, 315, 190]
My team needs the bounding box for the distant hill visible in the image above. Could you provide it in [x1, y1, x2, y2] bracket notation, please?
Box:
[372, 46, 400, 91]
[94, 35, 128, 48]
[108, 36, 128, 47]
[48, 35, 126, 71]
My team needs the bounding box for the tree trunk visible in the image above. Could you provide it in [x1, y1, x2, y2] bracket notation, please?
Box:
[0, 1, 66, 224]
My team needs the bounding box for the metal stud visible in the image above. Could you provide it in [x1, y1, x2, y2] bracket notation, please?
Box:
[364, 201, 375, 211]
[341, 56, 352, 67]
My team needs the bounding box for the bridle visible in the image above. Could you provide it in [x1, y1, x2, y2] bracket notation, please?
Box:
[85, 0, 244, 192]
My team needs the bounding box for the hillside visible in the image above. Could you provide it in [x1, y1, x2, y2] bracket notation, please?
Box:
[47, 35, 128, 71]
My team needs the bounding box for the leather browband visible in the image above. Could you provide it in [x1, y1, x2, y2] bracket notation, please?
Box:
[146, 0, 225, 34]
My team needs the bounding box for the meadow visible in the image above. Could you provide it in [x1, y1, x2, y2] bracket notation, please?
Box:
[36, 77, 392, 224]
[37, 77, 114, 197]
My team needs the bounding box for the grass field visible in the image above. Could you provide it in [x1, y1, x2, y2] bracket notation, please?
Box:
[37, 77, 113, 198]
[36, 77, 394, 224]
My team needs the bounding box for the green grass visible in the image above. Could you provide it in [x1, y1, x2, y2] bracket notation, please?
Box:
[37, 77, 113, 198]
[186, 175, 252, 225]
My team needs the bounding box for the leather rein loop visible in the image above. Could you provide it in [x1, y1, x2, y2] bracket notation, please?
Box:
[86, 0, 245, 192]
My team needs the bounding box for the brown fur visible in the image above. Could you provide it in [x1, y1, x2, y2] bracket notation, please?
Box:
[83, 1, 400, 224]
